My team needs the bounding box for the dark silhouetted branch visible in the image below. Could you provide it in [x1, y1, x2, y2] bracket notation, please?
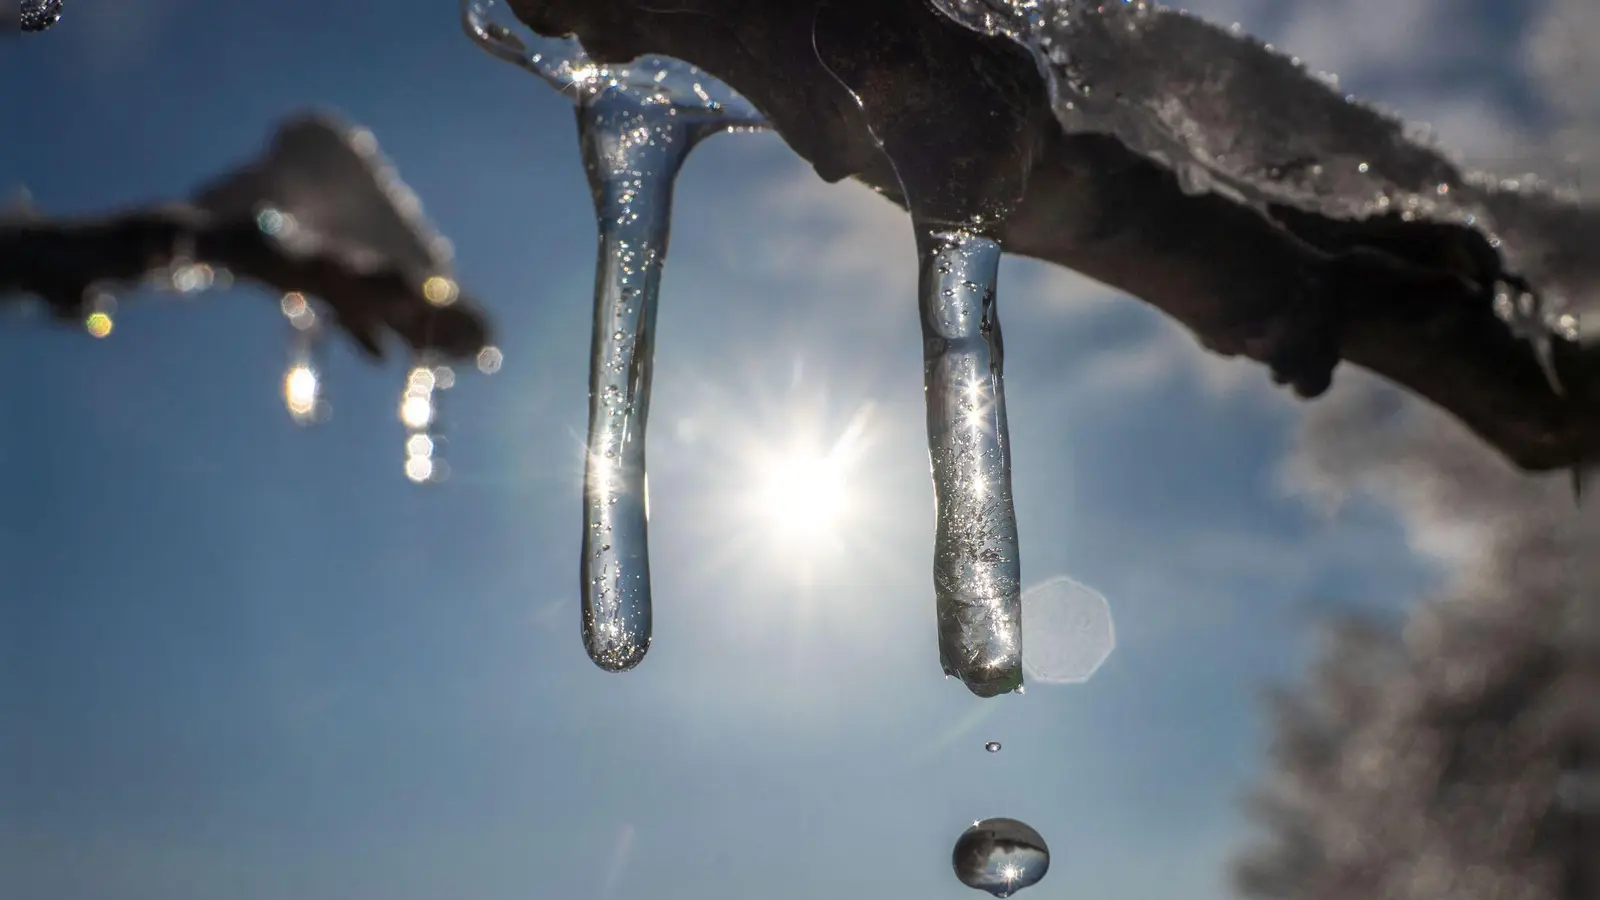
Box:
[1, 113, 493, 362]
[1, 207, 490, 361]
[506, 0, 1599, 472]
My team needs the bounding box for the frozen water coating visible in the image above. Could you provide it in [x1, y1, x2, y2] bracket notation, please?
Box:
[930, 0, 1597, 345]
[193, 115, 457, 281]
[461, 0, 769, 671]
[461, 0, 767, 130]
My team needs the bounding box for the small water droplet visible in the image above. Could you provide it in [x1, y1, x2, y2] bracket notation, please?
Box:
[985, 741, 1002, 753]
[476, 345, 504, 374]
[952, 818, 1050, 897]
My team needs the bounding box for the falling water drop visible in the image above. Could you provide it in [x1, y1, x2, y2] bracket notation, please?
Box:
[985, 741, 1002, 753]
[920, 228, 1023, 698]
[952, 817, 1050, 897]
[476, 345, 504, 374]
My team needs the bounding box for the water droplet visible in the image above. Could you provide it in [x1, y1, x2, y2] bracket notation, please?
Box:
[1022, 576, 1115, 684]
[399, 393, 434, 430]
[404, 455, 435, 483]
[476, 345, 504, 374]
[84, 311, 114, 339]
[283, 364, 319, 422]
[952, 818, 1050, 897]
[422, 275, 459, 307]
[82, 289, 117, 338]
[985, 741, 1002, 753]
[280, 291, 318, 331]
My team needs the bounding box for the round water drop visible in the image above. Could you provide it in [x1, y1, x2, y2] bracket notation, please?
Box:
[985, 741, 1002, 753]
[1022, 576, 1115, 684]
[952, 817, 1050, 897]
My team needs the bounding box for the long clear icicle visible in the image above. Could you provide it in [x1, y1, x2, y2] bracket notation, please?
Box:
[919, 229, 1023, 697]
[460, 0, 767, 672]
[574, 97, 693, 671]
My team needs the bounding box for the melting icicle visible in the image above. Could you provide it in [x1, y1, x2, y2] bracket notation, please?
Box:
[920, 229, 1023, 698]
[573, 99, 675, 672]
[460, 0, 767, 672]
[811, 16, 1030, 697]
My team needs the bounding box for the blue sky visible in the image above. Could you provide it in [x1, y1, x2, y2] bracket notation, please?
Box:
[1, 2, 1585, 899]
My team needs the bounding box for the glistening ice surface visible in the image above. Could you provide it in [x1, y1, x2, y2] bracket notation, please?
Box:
[461, 0, 768, 671]
[931, 0, 1598, 345]
[920, 230, 1024, 697]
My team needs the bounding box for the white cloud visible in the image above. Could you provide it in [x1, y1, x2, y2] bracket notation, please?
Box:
[1524, 0, 1600, 118]
[1272, 0, 1478, 81]
[731, 167, 919, 314]
[1062, 312, 1280, 401]
[1522, 0, 1600, 192]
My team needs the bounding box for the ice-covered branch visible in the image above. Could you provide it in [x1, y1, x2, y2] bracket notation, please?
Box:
[0, 207, 490, 360]
[506, 0, 1599, 472]
[1, 113, 493, 362]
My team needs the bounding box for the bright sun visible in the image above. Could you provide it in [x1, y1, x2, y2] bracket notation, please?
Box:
[758, 450, 849, 539]
[730, 401, 876, 562]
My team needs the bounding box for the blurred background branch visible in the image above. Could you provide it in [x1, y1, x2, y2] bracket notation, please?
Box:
[1, 113, 493, 363]
[1233, 376, 1599, 900]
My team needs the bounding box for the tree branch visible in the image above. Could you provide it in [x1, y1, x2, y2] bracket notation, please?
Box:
[2, 113, 493, 362]
[1, 207, 491, 361]
[507, 0, 1599, 472]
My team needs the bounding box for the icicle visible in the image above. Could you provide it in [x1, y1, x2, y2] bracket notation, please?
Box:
[572, 94, 702, 672]
[919, 228, 1023, 697]
[1494, 281, 1566, 396]
[460, 0, 767, 673]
